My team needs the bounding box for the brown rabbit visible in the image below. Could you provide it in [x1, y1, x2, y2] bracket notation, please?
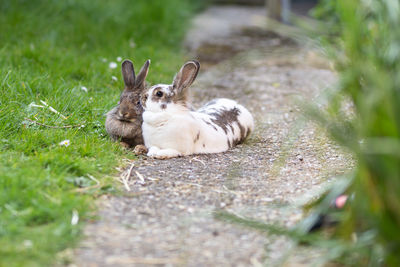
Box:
[105, 59, 150, 151]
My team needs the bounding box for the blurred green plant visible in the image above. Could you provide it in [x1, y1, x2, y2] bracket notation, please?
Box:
[311, 0, 338, 25]
[306, 0, 400, 265]
[216, 0, 400, 265]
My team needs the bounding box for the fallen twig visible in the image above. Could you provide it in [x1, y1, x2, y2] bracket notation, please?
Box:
[146, 177, 159, 181]
[24, 118, 84, 129]
[40, 100, 67, 119]
[135, 171, 145, 184]
[73, 174, 102, 193]
[191, 157, 206, 167]
[120, 163, 135, 191]
[87, 174, 100, 186]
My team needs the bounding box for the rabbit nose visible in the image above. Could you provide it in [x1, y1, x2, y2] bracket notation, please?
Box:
[119, 111, 129, 118]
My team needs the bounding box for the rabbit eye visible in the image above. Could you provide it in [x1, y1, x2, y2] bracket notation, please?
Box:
[156, 91, 163, 97]
[136, 101, 140, 106]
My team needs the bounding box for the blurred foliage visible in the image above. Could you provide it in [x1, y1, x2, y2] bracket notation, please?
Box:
[306, 0, 400, 265]
[216, 0, 400, 266]
[311, 0, 338, 24]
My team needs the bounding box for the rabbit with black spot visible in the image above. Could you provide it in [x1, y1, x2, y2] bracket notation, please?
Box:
[105, 59, 150, 152]
[141, 60, 254, 159]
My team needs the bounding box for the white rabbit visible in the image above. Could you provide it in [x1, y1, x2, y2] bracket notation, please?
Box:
[141, 60, 254, 159]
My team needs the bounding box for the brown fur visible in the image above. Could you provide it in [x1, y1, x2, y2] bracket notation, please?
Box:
[208, 107, 249, 146]
[105, 59, 150, 148]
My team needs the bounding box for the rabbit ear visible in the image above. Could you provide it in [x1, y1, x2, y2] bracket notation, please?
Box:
[135, 59, 150, 89]
[121, 60, 136, 88]
[172, 60, 200, 94]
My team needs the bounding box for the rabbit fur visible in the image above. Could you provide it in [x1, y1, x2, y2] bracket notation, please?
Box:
[141, 60, 254, 159]
[105, 59, 150, 148]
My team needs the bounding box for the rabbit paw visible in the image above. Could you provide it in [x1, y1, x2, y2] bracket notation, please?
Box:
[147, 146, 182, 159]
[134, 144, 148, 155]
[120, 141, 131, 149]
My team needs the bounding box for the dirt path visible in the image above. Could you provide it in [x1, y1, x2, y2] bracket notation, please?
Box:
[75, 6, 349, 266]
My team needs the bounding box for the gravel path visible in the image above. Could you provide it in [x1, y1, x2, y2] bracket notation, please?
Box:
[75, 6, 350, 267]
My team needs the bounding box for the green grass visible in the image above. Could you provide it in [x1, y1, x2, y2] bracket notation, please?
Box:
[0, 0, 198, 265]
